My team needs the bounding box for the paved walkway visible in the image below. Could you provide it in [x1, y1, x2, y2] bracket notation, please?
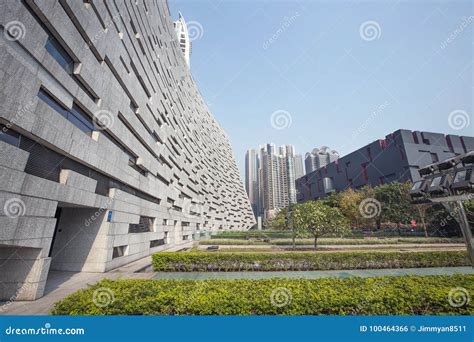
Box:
[152, 266, 474, 280]
[0, 242, 192, 316]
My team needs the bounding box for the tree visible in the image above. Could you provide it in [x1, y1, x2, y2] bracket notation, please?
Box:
[292, 201, 349, 250]
[338, 188, 365, 228]
[415, 204, 429, 238]
[266, 208, 288, 230]
[374, 182, 416, 235]
[322, 191, 342, 208]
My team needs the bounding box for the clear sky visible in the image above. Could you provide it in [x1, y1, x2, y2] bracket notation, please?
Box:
[168, 0, 473, 178]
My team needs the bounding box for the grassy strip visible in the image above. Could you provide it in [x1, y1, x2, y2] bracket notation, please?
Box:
[152, 251, 469, 272]
[199, 237, 463, 246]
[52, 275, 474, 315]
[209, 231, 435, 239]
[212, 246, 463, 253]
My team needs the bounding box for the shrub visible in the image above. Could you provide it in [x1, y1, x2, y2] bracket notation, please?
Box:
[52, 275, 474, 315]
[152, 251, 469, 272]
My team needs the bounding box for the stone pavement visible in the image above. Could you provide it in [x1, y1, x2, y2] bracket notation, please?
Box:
[0, 242, 192, 315]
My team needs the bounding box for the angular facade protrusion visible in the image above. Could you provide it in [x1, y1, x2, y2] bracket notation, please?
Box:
[0, 0, 254, 300]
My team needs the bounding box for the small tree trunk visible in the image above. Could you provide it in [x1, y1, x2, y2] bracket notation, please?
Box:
[314, 236, 318, 250]
[292, 225, 296, 251]
[417, 207, 428, 238]
[422, 217, 428, 238]
[397, 222, 401, 236]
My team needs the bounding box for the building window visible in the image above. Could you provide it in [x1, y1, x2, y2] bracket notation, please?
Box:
[112, 245, 127, 259]
[0, 125, 21, 147]
[150, 239, 166, 248]
[366, 147, 372, 161]
[412, 132, 419, 144]
[45, 37, 74, 74]
[182, 235, 189, 240]
[361, 163, 368, 182]
[398, 146, 405, 160]
[129, 216, 155, 233]
[37, 89, 94, 134]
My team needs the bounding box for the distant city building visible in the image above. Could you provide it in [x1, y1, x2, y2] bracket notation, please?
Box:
[294, 154, 305, 179]
[297, 130, 474, 201]
[174, 12, 192, 67]
[304, 146, 339, 174]
[245, 149, 259, 217]
[246, 144, 300, 220]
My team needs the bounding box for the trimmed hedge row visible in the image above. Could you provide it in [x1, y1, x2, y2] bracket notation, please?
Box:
[200, 237, 464, 246]
[52, 275, 474, 315]
[152, 251, 469, 272]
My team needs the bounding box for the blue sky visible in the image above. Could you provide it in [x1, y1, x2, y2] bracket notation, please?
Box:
[168, 0, 473, 178]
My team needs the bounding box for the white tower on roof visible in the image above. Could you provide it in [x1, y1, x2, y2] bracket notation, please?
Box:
[174, 12, 192, 67]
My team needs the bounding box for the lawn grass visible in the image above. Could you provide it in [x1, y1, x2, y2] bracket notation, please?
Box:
[199, 237, 463, 246]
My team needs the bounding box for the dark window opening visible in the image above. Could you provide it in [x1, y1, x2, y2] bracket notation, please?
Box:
[112, 245, 127, 259]
[45, 36, 73, 73]
[129, 216, 155, 233]
[37, 88, 94, 134]
[0, 125, 21, 147]
[150, 239, 165, 248]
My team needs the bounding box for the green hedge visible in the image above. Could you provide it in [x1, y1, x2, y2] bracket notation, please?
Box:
[200, 237, 463, 246]
[152, 251, 469, 272]
[52, 275, 474, 315]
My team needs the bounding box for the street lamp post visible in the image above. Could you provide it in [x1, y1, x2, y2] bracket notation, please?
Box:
[409, 151, 474, 266]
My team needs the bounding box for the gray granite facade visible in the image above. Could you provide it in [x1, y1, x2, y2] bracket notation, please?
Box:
[0, 0, 255, 300]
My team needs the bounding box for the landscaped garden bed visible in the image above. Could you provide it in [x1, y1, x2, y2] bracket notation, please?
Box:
[52, 275, 474, 315]
[152, 251, 469, 272]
